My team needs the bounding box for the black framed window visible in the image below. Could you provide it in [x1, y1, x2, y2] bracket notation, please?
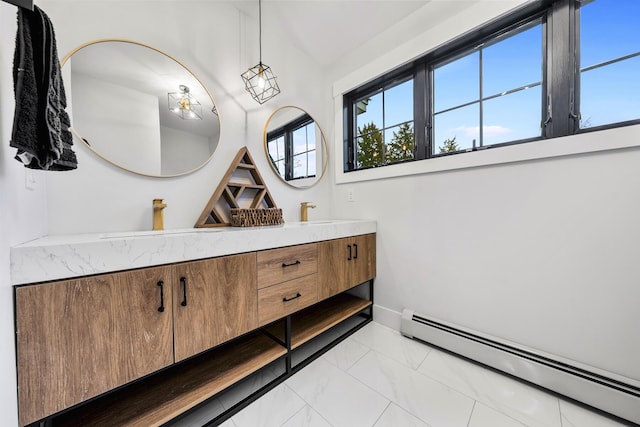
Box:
[343, 0, 640, 173]
[267, 114, 316, 181]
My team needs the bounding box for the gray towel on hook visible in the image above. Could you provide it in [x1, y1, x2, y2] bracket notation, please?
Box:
[10, 5, 77, 171]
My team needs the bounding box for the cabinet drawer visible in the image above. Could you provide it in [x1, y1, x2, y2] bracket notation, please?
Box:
[257, 243, 317, 289]
[258, 275, 318, 326]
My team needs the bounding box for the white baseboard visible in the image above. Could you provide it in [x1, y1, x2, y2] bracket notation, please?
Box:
[372, 304, 402, 331]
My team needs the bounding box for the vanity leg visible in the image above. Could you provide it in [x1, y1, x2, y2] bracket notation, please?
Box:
[285, 315, 292, 374]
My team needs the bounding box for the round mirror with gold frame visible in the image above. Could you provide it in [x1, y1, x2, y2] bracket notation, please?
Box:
[61, 39, 220, 177]
[263, 106, 328, 188]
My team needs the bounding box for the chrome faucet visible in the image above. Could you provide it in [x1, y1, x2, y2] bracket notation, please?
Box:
[300, 202, 316, 222]
[153, 199, 167, 230]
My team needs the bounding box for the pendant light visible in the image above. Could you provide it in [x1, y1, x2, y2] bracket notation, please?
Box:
[241, 0, 280, 104]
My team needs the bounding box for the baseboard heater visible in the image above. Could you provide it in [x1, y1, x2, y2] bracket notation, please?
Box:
[400, 309, 640, 425]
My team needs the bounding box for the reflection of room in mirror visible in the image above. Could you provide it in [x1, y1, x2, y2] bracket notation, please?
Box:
[264, 106, 327, 188]
[61, 39, 220, 177]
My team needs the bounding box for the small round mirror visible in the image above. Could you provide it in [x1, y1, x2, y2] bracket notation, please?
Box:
[263, 106, 328, 188]
[61, 39, 220, 177]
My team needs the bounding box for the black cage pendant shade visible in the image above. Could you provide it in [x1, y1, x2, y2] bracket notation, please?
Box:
[241, 0, 280, 104]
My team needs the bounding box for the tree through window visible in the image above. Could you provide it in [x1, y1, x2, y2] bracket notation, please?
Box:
[354, 78, 414, 168]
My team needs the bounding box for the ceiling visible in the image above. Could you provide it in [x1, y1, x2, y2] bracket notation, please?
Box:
[231, 0, 479, 67]
[46, 0, 482, 70]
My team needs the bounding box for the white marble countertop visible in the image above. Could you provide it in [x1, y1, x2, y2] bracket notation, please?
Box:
[10, 220, 377, 285]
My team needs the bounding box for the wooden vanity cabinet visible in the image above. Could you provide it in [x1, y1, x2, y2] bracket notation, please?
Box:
[318, 233, 376, 299]
[15, 231, 376, 427]
[172, 253, 258, 362]
[15, 265, 174, 427]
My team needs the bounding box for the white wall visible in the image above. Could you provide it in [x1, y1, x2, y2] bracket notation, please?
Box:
[327, 0, 640, 385]
[160, 125, 212, 176]
[72, 73, 162, 175]
[0, 3, 49, 425]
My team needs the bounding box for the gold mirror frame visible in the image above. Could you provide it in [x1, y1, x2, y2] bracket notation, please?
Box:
[61, 38, 220, 178]
[263, 106, 329, 189]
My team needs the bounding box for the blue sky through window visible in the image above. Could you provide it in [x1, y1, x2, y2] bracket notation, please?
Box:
[580, 0, 640, 128]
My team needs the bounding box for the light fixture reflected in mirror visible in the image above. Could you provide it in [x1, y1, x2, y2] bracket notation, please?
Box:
[241, 0, 280, 104]
[168, 85, 202, 120]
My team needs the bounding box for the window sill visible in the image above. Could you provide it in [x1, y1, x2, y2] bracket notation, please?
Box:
[334, 124, 640, 184]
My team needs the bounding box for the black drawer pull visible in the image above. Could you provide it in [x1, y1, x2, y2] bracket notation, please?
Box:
[180, 276, 187, 307]
[353, 243, 358, 260]
[347, 244, 352, 261]
[283, 293, 302, 302]
[282, 260, 301, 268]
[157, 280, 165, 312]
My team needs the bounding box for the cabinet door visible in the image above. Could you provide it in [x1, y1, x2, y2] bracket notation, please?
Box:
[350, 233, 377, 286]
[318, 237, 351, 299]
[172, 253, 258, 362]
[15, 266, 173, 427]
[318, 234, 377, 300]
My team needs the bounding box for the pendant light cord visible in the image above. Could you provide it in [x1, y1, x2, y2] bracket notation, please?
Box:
[258, 0, 263, 63]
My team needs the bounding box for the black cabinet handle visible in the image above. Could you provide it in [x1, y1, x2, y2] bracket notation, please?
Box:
[157, 280, 165, 312]
[347, 244, 352, 261]
[282, 260, 301, 268]
[283, 293, 302, 302]
[354, 243, 358, 260]
[180, 276, 187, 307]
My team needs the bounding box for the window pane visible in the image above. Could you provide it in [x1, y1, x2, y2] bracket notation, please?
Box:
[483, 23, 542, 97]
[307, 124, 316, 152]
[385, 122, 414, 164]
[581, 0, 640, 69]
[307, 150, 317, 177]
[274, 159, 285, 179]
[580, 56, 640, 128]
[356, 91, 383, 135]
[267, 140, 278, 161]
[433, 103, 479, 154]
[267, 136, 284, 161]
[434, 51, 479, 113]
[293, 126, 308, 155]
[292, 153, 307, 179]
[483, 86, 542, 145]
[384, 79, 413, 128]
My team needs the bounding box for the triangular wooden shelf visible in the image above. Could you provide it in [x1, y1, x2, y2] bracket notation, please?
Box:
[195, 147, 278, 227]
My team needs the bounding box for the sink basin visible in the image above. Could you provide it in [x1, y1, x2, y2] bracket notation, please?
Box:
[99, 228, 226, 239]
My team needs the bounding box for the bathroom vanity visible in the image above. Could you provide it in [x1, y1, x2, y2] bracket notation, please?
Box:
[11, 220, 376, 427]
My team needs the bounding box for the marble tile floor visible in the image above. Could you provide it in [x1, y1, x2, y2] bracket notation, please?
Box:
[219, 322, 632, 427]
